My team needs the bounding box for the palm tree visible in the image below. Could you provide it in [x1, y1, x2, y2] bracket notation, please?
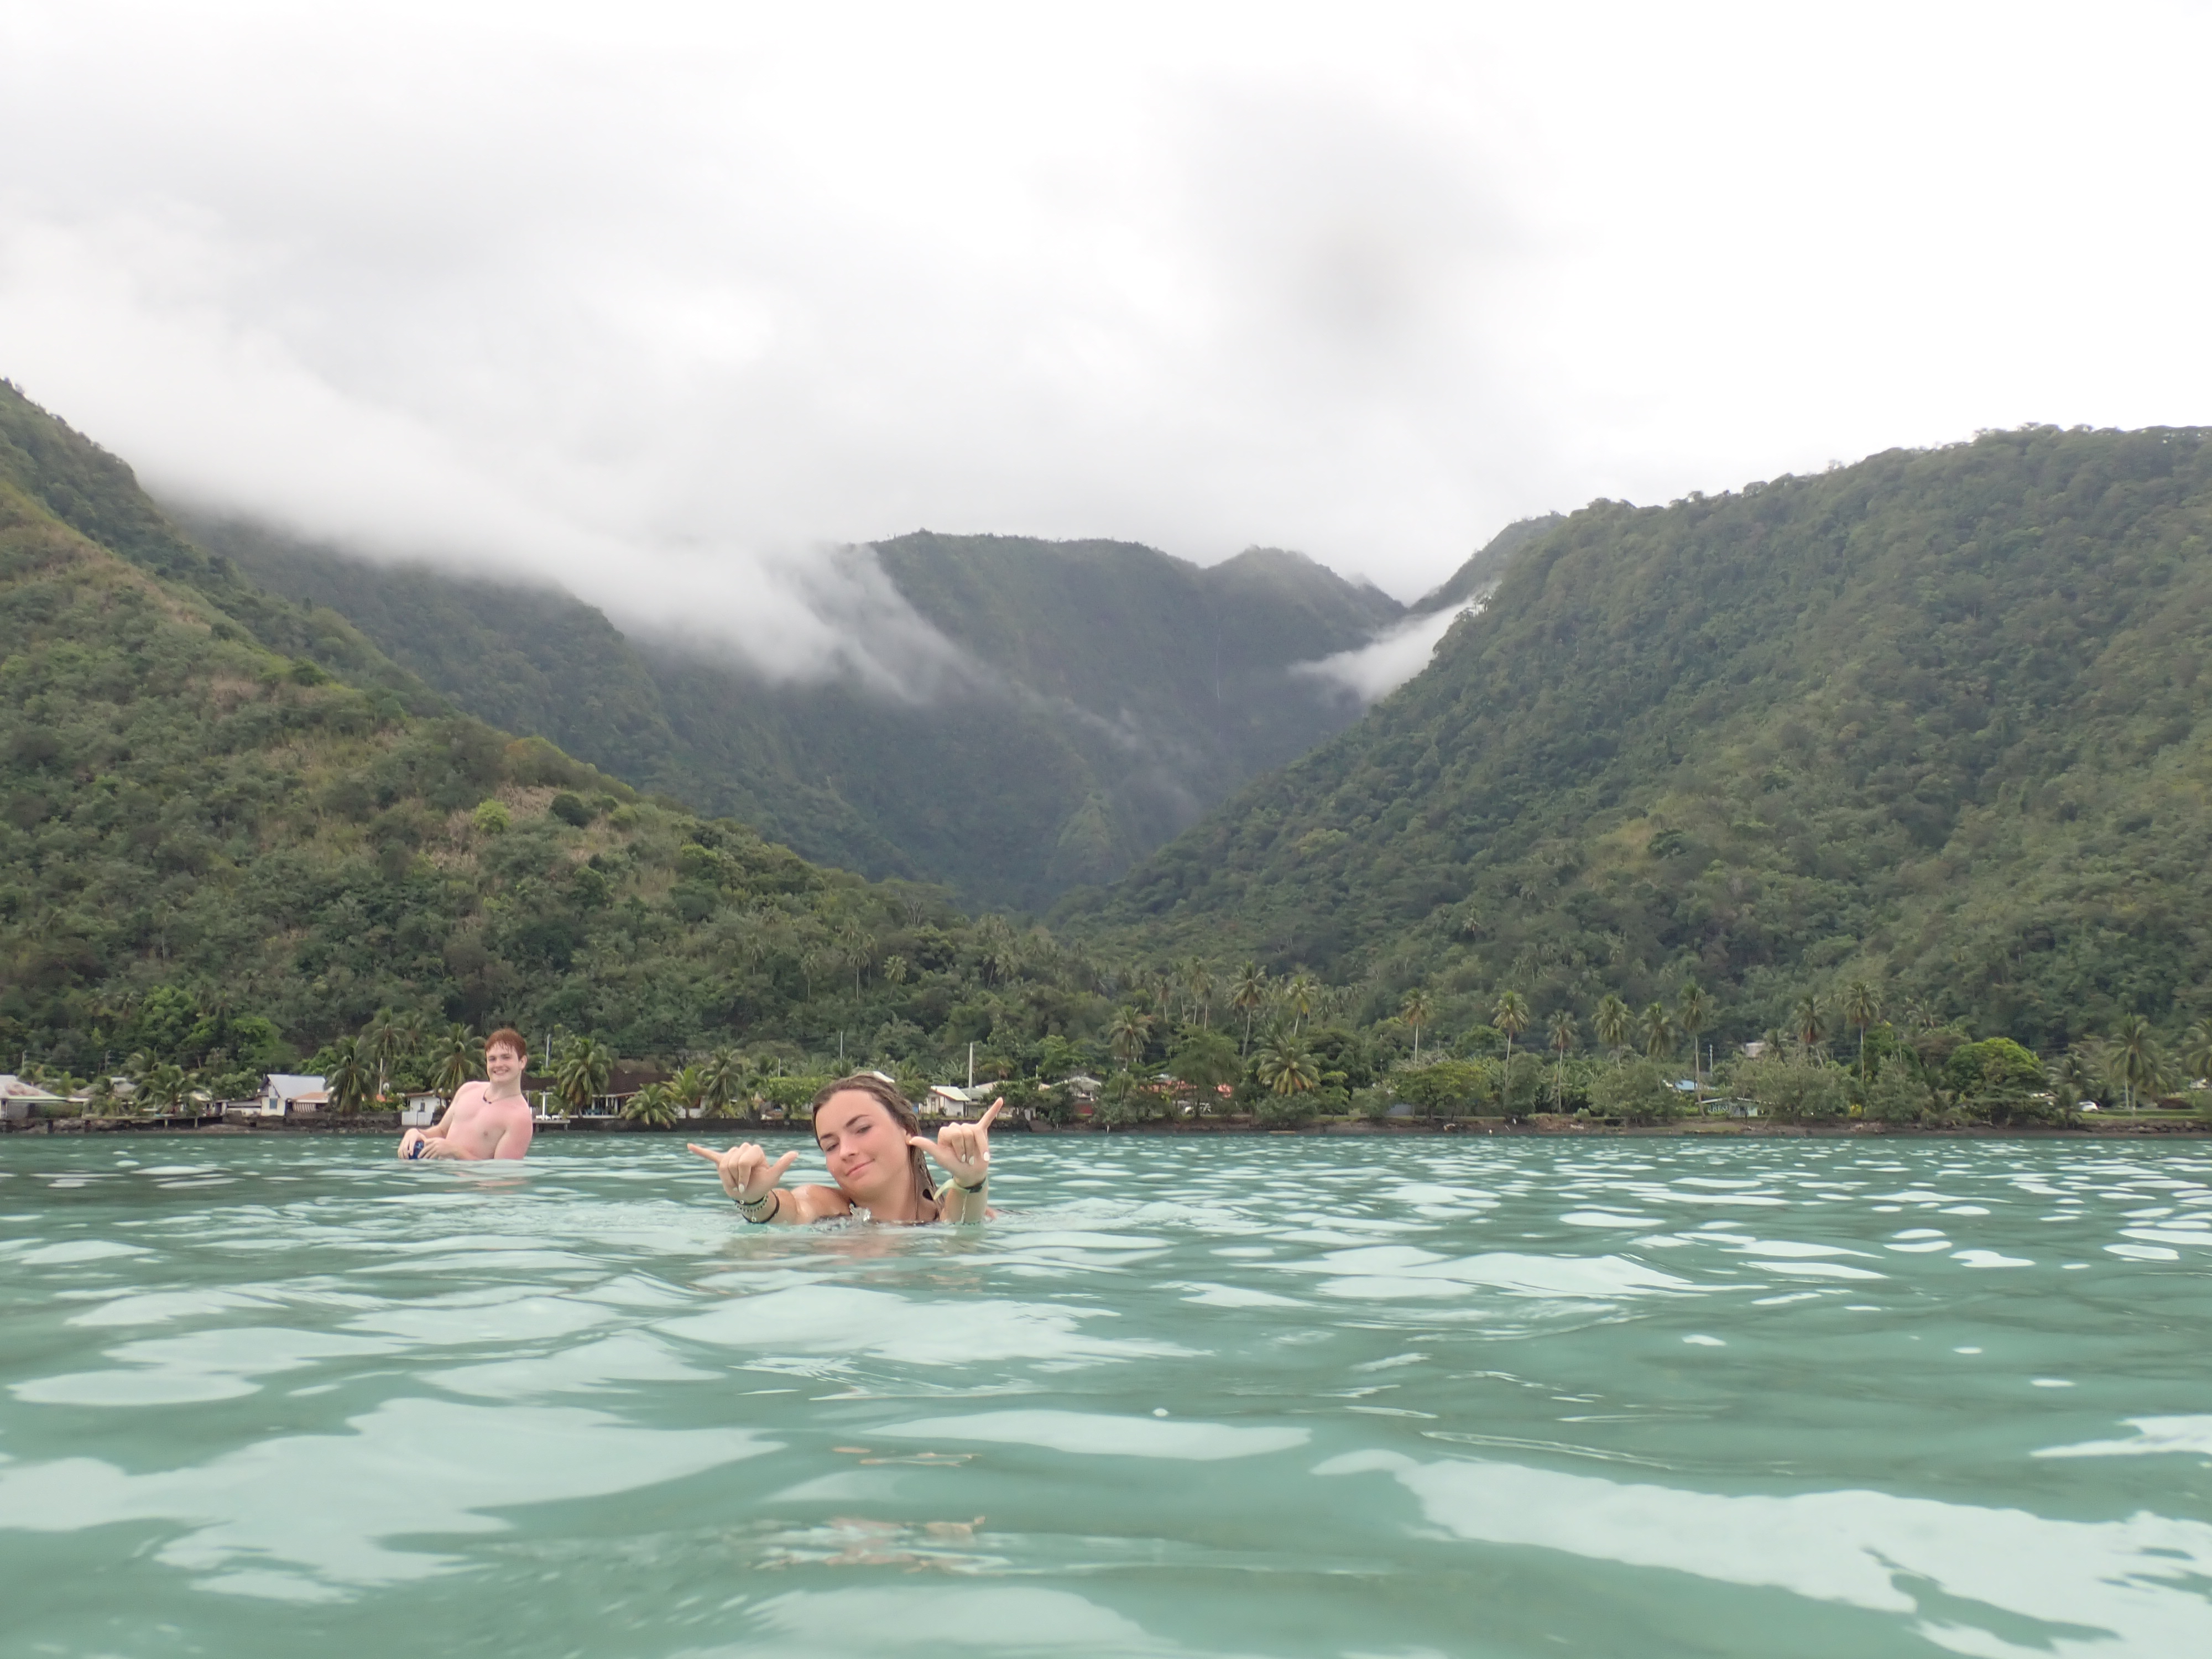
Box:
[1793, 994, 1827, 1060]
[432, 1025, 483, 1102]
[555, 1034, 613, 1114]
[1493, 989, 1530, 1079]
[2180, 1022, 2212, 1090]
[839, 922, 875, 996]
[1594, 993, 1632, 1061]
[667, 1065, 708, 1120]
[1230, 962, 1268, 1056]
[1255, 1031, 1319, 1097]
[1676, 983, 1712, 1100]
[1149, 967, 1178, 1024]
[2054, 1045, 2103, 1110]
[1401, 987, 1434, 1062]
[363, 1008, 407, 1104]
[1108, 1006, 1152, 1070]
[1547, 1009, 1577, 1110]
[326, 1037, 375, 1114]
[139, 1061, 192, 1112]
[971, 915, 1018, 986]
[1285, 972, 1319, 1034]
[798, 946, 831, 1002]
[623, 1082, 680, 1127]
[397, 1007, 432, 1071]
[701, 1046, 745, 1118]
[1640, 1001, 1677, 1061]
[2114, 1014, 2165, 1114]
[1184, 958, 1215, 1028]
[1841, 980, 1880, 1083]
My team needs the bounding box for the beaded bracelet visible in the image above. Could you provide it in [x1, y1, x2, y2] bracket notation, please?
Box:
[737, 1189, 780, 1223]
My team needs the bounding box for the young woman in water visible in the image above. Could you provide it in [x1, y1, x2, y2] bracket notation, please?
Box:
[687, 1073, 999, 1223]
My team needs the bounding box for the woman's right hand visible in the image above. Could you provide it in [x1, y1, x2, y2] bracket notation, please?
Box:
[687, 1141, 799, 1203]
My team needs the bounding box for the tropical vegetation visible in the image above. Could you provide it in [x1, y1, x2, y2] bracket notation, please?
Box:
[8, 382, 2212, 1133]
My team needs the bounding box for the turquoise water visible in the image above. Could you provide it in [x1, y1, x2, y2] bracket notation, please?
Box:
[3, 1136, 2210, 1658]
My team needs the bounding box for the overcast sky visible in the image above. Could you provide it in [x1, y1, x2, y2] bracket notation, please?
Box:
[4, 1, 2209, 679]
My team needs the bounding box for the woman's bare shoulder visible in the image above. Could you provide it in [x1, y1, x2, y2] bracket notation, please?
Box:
[789, 1183, 854, 1220]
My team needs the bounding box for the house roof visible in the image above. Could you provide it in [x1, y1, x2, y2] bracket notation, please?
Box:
[265, 1073, 326, 1098]
[0, 1075, 66, 1103]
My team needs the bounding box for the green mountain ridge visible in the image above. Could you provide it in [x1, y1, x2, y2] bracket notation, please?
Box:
[180, 517, 1403, 913]
[0, 382, 1119, 1078]
[1081, 425, 2212, 1051]
[1411, 513, 1566, 615]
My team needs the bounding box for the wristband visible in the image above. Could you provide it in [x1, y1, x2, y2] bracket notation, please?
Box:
[954, 1176, 987, 1193]
[737, 1190, 780, 1223]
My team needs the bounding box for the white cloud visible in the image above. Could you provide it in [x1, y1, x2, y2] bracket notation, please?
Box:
[3, 1, 2209, 677]
[1296, 606, 1471, 703]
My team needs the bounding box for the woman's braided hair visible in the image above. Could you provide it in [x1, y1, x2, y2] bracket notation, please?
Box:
[809, 1073, 934, 1206]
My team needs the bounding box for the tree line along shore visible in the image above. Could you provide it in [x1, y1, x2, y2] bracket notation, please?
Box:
[10, 973, 2209, 1138]
[11, 393, 2212, 1115]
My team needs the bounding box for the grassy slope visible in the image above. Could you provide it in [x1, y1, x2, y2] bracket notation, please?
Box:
[186, 519, 1402, 912]
[1085, 427, 2212, 1049]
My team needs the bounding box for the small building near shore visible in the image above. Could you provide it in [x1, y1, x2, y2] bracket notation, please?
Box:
[922, 1085, 972, 1118]
[0, 1075, 68, 1121]
[401, 1092, 445, 1128]
[255, 1074, 328, 1118]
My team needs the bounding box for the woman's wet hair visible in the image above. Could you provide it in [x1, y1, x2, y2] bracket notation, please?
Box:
[810, 1073, 934, 1203]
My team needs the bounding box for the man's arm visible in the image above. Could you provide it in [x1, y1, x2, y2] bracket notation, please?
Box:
[410, 1086, 487, 1158]
[486, 1113, 534, 1160]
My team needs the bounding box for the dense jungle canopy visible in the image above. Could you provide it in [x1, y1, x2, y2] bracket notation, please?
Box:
[0, 384, 1114, 1083]
[1078, 425, 2212, 1053]
[8, 374, 2212, 1120]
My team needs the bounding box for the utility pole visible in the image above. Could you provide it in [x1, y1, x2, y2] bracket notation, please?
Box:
[968, 1042, 975, 1089]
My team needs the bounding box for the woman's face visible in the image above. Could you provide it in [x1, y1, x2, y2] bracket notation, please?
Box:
[814, 1092, 910, 1201]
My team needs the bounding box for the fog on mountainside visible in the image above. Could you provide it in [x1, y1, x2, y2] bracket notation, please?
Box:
[1077, 427, 2212, 1051]
[15, 374, 2212, 1118]
[0, 380, 1162, 1073]
[1299, 515, 1570, 701]
[176, 514, 1408, 912]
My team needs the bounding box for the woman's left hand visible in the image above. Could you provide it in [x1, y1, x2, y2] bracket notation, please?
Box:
[910, 1098, 1002, 1190]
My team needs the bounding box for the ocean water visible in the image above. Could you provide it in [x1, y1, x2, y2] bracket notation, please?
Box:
[2, 1134, 2209, 1659]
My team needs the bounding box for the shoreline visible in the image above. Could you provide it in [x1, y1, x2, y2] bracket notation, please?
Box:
[5, 1114, 2207, 1140]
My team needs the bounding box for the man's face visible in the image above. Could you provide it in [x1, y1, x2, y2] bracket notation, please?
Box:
[486, 1043, 525, 1082]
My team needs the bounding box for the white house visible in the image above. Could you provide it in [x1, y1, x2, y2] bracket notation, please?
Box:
[922, 1085, 971, 1118]
[401, 1091, 444, 1128]
[255, 1074, 328, 1118]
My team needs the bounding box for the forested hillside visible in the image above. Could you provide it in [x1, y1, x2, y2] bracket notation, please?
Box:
[0, 387, 1119, 1084]
[1411, 513, 1563, 614]
[1084, 427, 2212, 1051]
[184, 517, 1403, 912]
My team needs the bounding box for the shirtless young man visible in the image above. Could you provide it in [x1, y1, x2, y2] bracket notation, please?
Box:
[398, 1027, 535, 1161]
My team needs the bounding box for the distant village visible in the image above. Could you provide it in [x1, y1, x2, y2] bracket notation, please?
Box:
[0, 1068, 1105, 1130]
